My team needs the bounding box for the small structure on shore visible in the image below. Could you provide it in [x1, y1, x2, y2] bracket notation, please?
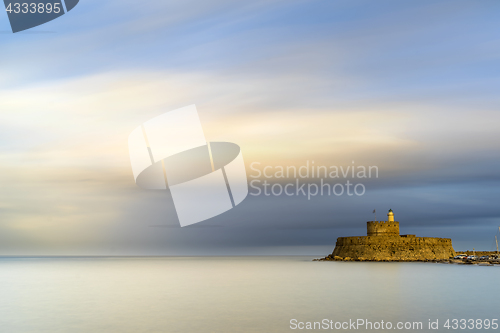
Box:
[323, 209, 456, 261]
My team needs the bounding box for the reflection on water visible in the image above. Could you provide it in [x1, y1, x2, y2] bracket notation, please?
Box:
[0, 257, 498, 332]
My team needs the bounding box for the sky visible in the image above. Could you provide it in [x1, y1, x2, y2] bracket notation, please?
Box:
[0, 0, 499, 255]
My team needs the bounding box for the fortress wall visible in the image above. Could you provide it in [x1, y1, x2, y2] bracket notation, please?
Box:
[366, 221, 400, 236]
[335, 236, 453, 247]
[332, 236, 455, 261]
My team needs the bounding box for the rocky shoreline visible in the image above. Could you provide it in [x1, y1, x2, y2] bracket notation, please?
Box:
[314, 255, 500, 265]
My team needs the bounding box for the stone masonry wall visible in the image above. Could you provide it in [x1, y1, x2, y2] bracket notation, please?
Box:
[331, 236, 456, 261]
[366, 221, 400, 236]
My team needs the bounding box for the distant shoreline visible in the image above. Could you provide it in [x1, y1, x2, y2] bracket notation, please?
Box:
[455, 251, 499, 256]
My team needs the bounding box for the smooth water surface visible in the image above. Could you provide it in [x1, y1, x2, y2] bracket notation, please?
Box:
[0, 257, 498, 332]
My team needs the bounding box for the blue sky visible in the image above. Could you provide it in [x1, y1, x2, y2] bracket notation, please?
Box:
[0, 0, 499, 255]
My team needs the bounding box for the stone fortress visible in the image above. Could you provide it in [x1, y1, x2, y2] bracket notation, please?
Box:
[325, 209, 456, 261]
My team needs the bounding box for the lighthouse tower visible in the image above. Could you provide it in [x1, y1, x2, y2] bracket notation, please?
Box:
[387, 209, 394, 222]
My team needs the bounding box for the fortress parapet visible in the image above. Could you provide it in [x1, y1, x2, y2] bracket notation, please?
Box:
[367, 221, 400, 236]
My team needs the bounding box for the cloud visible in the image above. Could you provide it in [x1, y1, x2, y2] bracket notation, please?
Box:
[1, 69, 499, 175]
[1, 0, 500, 254]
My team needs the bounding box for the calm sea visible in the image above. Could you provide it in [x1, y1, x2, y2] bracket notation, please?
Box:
[0, 256, 498, 332]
